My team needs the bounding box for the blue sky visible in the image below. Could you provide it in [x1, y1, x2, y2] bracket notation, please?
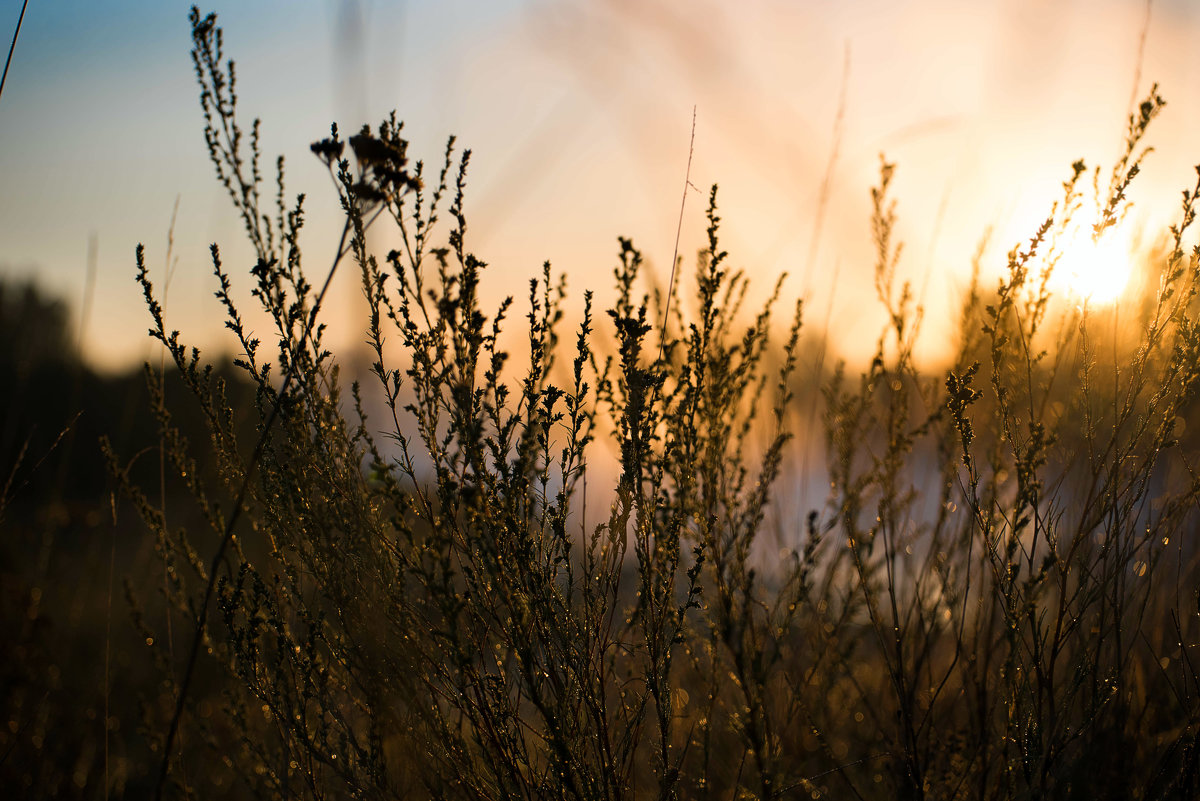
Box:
[2, 0, 1199, 371]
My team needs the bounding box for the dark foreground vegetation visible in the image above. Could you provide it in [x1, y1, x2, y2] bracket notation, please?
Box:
[7, 8, 1200, 800]
[0, 279, 259, 796]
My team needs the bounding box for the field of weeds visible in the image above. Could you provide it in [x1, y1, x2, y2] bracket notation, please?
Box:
[5, 7, 1200, 801]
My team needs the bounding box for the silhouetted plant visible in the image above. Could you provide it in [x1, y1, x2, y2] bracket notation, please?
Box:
[111, 8, 1200, 801]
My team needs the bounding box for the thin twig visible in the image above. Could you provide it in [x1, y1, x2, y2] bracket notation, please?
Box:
[804, 42, 850, 283]
[799, 44, 850, 513]
[0, 0, 29, 109]
[157, 198, 186, 786]
[153, 216, 354, 801]
[104, 506, 116, 796]
[777, 751, 894, 795]
[0, 418, 77, 521]
[1126, 0, 1153, 119]
[658, 106, 697, 364]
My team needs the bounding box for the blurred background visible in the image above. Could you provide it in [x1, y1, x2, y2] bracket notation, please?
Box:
[5, 1, 1200, 795]
[2, 0, 1199, 373]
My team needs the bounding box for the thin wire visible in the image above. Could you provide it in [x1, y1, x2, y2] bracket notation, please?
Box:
[0, 0, 30, 108]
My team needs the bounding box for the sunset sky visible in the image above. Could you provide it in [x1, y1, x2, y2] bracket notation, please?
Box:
[2, 0, 1198, 372]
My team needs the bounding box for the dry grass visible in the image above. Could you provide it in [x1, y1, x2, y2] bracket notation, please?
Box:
[88, 8, 1200, 801]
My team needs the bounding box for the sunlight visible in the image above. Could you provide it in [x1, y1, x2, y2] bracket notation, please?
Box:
[1049, 223, 1133, 305]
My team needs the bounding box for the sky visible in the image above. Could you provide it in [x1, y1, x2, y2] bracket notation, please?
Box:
[2, 0, 1199, 373]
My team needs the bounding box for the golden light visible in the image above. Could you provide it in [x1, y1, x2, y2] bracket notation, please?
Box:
[1048, 224, 1133, 306]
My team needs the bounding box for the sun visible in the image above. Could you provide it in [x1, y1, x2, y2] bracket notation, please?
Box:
[1048, 224, 1133, 306]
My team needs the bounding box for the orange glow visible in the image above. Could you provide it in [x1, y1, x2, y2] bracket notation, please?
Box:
[1048, 224, 1133, 306]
